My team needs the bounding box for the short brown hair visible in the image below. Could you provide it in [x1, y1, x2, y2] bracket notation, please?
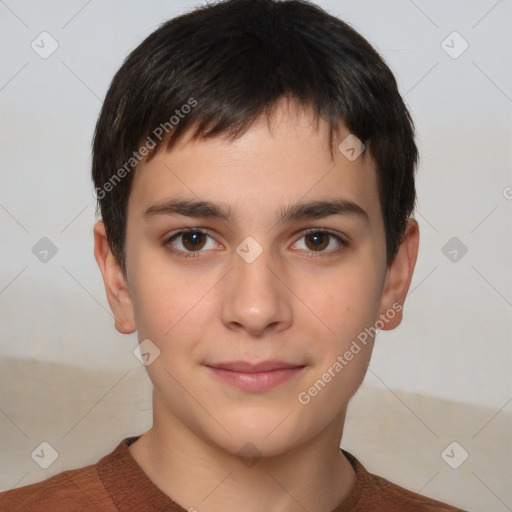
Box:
[92, 0, 418, 274]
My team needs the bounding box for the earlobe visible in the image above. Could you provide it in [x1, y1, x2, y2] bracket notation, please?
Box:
[379, 218, 420, 331]
[93, 220, 136, 334]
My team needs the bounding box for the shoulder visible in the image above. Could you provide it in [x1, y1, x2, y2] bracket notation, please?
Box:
[0, 456, 116, 512]
[342, 450, 469, 512]
[368, 472, 468, 511]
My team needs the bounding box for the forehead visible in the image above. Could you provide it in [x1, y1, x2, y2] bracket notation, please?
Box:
[127, 100, 382, 228]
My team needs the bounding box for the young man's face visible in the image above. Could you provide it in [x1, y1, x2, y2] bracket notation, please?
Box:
[95, 99, 418, 457]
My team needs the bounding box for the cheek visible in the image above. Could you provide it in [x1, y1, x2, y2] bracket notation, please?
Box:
[129, 248, 213, 334]
[298, 256, 383, 344]
[293, 266, 380, 420]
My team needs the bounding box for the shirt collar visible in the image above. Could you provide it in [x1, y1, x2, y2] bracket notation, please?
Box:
[98, 436, 187, 512]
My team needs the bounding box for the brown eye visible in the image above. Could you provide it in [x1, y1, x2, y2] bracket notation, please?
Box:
[304, 232, 329, 251]
[180, 231, 207, 251]
[293, 229, 349, 256]
[165, 229, 216, 258]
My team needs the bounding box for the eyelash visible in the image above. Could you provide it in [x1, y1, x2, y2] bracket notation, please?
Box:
[163, 228, 349, 259]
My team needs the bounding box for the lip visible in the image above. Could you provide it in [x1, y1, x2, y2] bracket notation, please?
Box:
[205, 360, 306, 391]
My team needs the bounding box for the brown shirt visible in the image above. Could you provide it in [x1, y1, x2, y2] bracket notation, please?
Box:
[0, 436, 468, 511]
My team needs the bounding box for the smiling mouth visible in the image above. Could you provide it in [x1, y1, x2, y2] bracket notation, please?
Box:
[205, 360, 306, 391]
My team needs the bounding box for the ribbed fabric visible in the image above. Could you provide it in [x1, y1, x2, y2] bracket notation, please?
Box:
[0, 436, 467, 511]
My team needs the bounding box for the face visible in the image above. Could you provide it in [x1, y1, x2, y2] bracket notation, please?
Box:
[96, 99, 417, 457]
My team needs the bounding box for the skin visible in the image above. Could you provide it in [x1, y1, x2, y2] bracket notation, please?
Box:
[94, 98, 419, 512]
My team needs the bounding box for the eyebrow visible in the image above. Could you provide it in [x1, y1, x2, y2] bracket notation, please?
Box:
[143, 198, 369, 224]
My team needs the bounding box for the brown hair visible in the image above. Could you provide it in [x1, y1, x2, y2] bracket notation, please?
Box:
[92, 0, 418, 274]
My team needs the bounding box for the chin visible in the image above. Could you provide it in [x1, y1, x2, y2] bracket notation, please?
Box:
[203, 411, 315, 459]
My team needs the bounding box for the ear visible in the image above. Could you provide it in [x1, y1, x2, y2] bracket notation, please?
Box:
[378, 218, 420, 330]
[93, 220, 136, 334]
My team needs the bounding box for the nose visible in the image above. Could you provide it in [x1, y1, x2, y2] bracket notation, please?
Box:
[220, 238, 293, 337]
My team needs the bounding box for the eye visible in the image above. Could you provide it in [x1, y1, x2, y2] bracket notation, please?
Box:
[292, 229, 349, 256]
[164, 229, 218, 258]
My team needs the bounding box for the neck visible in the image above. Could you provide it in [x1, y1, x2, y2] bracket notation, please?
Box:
[129, 391, 356, 512]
